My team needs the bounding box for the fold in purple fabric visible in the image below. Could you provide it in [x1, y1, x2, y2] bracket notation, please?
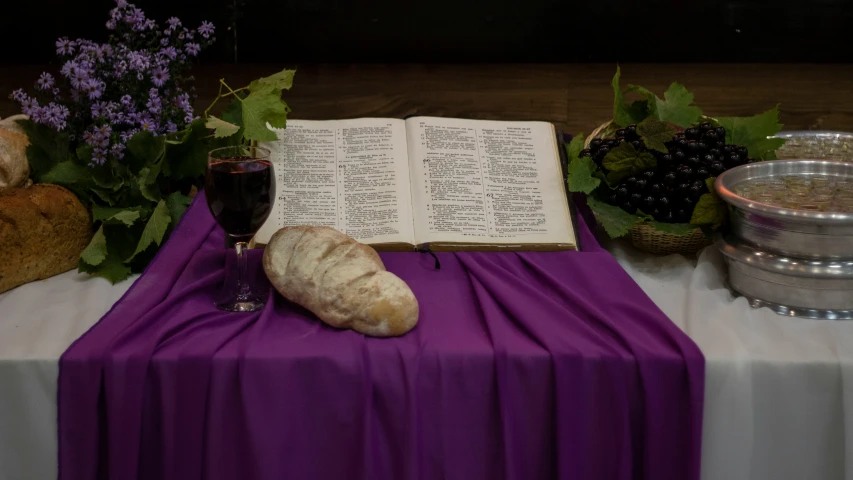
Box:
[59, 193, 704, 480]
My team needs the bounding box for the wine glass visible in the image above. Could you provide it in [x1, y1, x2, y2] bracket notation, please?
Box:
[205, 145, 275, 312]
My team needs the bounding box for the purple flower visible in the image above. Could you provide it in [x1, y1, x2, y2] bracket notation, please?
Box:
[106, 19, 117, 29]
[110, 143, 125, 160]
[69, 74, 87, 90]
[52, 88, 60, 97]
[115, 0, 128, 8]
[139, 117, 158, 132]
[150, 66, 170, 87]
[110, 7, 122, 20]
[56, 38, 74, 55]
[125, 8, 144, 24]
[146, 95, 161, 114]
[84, 78, 104, 100]
[165, 121, 177, 133]
[11, 88, 26, 102]
[183, 114, 194, 124]
[60, 60, 79, 77]
[36, 72, 55, 90]
[159, 46, 177, 60]
[137, 72, 144, 80]
[120, 94, 133, 106]
[167, 17, 181, 28]
[92, 148, 107, 166]
[160, 38, 169, 47]
[91, 101, 108, 117]
[185, 43, 200, 56]
[143, 19, 156, 31]
[198, 21, 215, 38]
[127, 51, 149, 71]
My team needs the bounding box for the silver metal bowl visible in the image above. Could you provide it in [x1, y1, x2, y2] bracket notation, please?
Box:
[715, 233, 853, 319]
[714, 160, 853, 259]
[773, 130, 853, 162]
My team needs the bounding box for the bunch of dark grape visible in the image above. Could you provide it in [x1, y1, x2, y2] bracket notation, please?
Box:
[579, 122, 755, 223]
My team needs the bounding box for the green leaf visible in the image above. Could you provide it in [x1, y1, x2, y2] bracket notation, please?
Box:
[653, 83, 703, 128]
[636, 117, 678, 153]
[165, 192, 192, 227]
[602, 143, 657, 184]
[587, 196, 644, 238]
[92, 205, 143, 226]
[80, 226, 107, 266]
[205, 115, 241, 138]
[222, 97, 244, 126]
[17, 119, 70, 178]
[715, 106, 786, 160]
[41, 162, 92, 186]
[126, 130, 166, 172]
[164, 119, 209, 180]
[690, 192, 727, 225]
[78, 250, 133, 284]
[241, 90, 288, 141]
[248, 68, 296, 95]
[611, 67, 650, 127]
[126, 200, 171, 262]
[565, 133, 585, 161]
[137, 165, 162, 202]
[567, 157, 601, 194]
[648, 221, 698, 236]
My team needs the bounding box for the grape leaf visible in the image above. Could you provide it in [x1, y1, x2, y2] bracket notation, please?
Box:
[602, 143, 657, 184]
[137, 165, 161, 202]
[92, 205, 143, 226]
[164, 119, 209, 180]
[126, 130, 165, 172]
[649, 221, 698, 236]
[653, 83, 703, 127]
[222, 97, 243, 126]
[567, 157, 601, 194]
[586, 196, 644, 238]
[690, 192, 727, 225]
[126, 200, 171, 262]
[205, 115, 241, 138]
[41, 161, 92, 186]
[80, 226, 107, 266]
[248, 69, 296, 95]
[637, 117, 677, 153]
[78, 249, 133, 284]
[165, 192, 192, 228]
[241, 90, 288, 142]
[611, 66, 651, 127]
[565, 132, 585, 161]
[715, 106, 786, 160]
[17, 119, 69, 178]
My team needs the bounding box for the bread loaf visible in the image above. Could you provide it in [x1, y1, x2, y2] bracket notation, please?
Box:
[0, 184, 92, 293]
[262, 226, 419, 337]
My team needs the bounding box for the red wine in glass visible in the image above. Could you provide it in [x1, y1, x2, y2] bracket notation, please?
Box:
[205, 157, 274, 241]
[205, 146, 275, 312]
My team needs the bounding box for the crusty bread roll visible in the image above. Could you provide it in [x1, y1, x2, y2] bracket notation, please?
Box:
[0, 126, 30, 191]
[262, 226, 419, 337]
[0, 184, 92, 293]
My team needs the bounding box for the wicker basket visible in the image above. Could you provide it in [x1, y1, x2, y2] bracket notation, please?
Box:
[584, 120, 712, 255]
[629, 222, 710, 255]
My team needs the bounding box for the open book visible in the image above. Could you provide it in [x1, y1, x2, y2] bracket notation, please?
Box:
[255, 116, 576, 251]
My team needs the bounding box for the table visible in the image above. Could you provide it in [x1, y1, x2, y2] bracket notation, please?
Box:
[3, 237, 852, 480]
[3, 62, 853, 479]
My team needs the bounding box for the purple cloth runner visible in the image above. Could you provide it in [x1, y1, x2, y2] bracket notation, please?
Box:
[59, 193, 704, 480]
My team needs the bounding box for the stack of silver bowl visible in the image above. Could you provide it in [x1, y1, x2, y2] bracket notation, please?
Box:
[713, 131, 853, 319]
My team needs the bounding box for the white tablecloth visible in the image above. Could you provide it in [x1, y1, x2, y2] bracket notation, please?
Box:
[1, 245, 852, 480]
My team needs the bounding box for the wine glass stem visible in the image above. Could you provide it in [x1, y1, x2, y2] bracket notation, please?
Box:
[234, 241, 250, 301]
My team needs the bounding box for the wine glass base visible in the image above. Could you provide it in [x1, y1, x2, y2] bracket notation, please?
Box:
[216, 299, 266, 312]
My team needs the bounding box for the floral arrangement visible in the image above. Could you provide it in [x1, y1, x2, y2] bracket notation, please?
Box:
[565, 67, 786, 241]
[9, 0, 294, 283]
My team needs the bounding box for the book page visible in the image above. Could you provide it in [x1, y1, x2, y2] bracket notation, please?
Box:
[406, 116, 574, 247]
[256, 118, 415, 246]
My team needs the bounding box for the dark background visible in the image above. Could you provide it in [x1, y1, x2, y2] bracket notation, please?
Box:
[2, 0, 852, 64]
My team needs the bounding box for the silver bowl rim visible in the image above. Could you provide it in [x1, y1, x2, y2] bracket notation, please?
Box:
[774, 130, 853, 139]
[714, 159, 853, 225]
[714, 233, 853, 278]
